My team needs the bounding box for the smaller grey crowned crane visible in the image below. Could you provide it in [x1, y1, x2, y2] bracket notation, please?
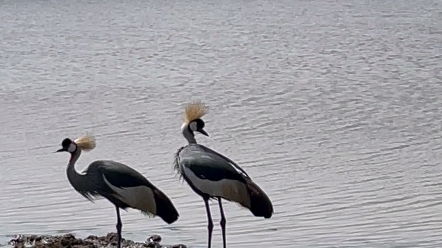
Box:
[174, 102, 273, 248]
[56, 134, 179, 248]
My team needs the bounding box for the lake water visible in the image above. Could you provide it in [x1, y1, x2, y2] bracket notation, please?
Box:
[0, 0, 441, 247]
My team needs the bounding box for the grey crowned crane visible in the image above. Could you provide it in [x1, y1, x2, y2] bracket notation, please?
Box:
[174, 102, 273, 248]
[56, 134, 179, 248]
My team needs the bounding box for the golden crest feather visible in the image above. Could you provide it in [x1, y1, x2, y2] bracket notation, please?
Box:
[74, 133, 96, 151]
[184, 101, 208, 123]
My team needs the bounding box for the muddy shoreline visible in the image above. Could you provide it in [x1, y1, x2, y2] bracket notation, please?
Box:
[7, 233, 186, 248]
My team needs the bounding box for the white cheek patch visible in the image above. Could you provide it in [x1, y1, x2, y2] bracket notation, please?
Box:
[189, 121, 198, 132]
[68, 143, 77, 153]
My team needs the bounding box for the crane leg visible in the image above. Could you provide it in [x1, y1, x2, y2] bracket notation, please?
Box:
[203, 196, 213, 248]
[218, 197, 227, 248]
[115, 206, 122, 248]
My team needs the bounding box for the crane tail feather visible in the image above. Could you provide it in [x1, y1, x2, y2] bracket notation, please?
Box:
[153, 189, 179, 224]
[245, 179, 273, 218]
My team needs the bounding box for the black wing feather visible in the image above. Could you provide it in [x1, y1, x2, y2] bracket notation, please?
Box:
[94, 160, 155, 189]
[82, 160, 158, 210]
[176, 144, 249, 183]
[198, 145, 250, 178]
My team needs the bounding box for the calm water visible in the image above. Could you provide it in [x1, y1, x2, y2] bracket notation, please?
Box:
[1, 0, 442, 247]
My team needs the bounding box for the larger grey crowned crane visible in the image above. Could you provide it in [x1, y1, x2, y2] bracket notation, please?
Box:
[56, 134, 179, 248]
[174, 102, 273, 248]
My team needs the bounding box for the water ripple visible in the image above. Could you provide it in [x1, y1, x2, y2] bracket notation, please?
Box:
[1, 0, 442, 247]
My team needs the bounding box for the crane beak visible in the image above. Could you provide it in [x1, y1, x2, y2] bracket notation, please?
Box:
[55, 148, 65, 153]
[198, 128, 209, 137]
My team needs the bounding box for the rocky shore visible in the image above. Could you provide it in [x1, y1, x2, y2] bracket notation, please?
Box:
[7, 233, 186, 248]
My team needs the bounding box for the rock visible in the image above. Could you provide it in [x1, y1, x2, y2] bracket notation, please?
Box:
[170, 245, 187, 248]
[145, 242, 159, 248]
[8, 233, 185, 248]
[147, 235, 162, 244]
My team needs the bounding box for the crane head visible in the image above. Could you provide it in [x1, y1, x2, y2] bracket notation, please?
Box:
[188, 118, 209, 136]
[183, 101, 209, 137]
[55, 134, 96, 153]
[56, 138, 77, 153]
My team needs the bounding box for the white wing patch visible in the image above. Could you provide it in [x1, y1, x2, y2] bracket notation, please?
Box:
[102, 175, 157, 215]
[228, 161, 249, 178]
[183, 166, 251, 208]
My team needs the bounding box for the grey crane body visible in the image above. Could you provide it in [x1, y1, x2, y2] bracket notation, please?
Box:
[177, 144, 249, 180]
[175, 102, 273, 248]
[58, 136, 178, 248]
[68, 158, 178, 224]
[175, 143, 273, 219]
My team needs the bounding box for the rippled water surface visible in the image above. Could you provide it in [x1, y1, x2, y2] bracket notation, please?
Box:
[1, 0, 442, 247]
